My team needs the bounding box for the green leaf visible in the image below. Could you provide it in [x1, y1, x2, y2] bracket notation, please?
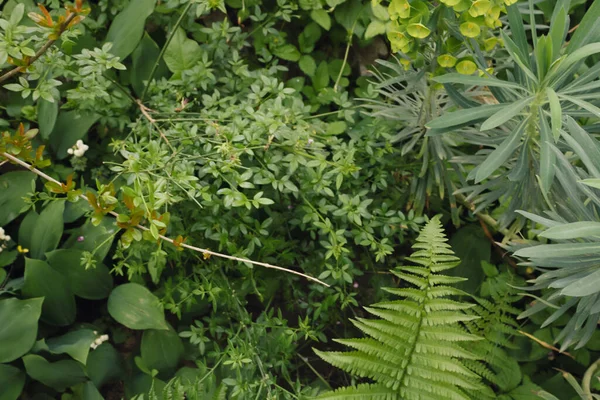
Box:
[104, 0, 156, 60]
[63, 218, 117, 262]
[49, 111, 99, 159]
[46, 249, 113, 300]
[540, 222, 600, 239]
[299, 55, 317, 77]
[580, 179, 600, 189]
[313, 61, 329, 91]
[30, 200, 65, 259]
[567, 0, 600, 51]
[546, 87, 562, 141]
[164, 28, 203, 75]
[561, 268, 600, 296]
[426, 104, 504, 131]
[87, 343, 123, 388]
[480, 96, 533, 130]
[327, 121, 347, 135]
[0, 297, 43, 363]
[474, 121, 524, 183]
[514, 242, 600, 258]
[46, 329, 97, 365]
[0, 364, 25, 400]
[108, 283, 168, 330]
[0, 171, 35, 226]
[22, 258, 76, 326]
[37, 98, 58, 140]
[506, 4, 530, 65]
[310, 9, 331, 30]
[539, 112, 556, 193]
[22, 354, 87, 392]
[500, 30, 538, 83]
[18, 209, 39, 251]
[272, 44, 301, 62]
[433, 73, 525, 90]
[141, 325, 184, 374]
[449, 225, 490, 293]
[549, 6, 568, 62]
[131, 33, 168, 97]
[364, 20, 386, 39]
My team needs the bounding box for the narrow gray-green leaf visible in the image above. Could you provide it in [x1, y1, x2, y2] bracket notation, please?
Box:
[546, 87, 562, 141]
[561, 268, 600, 297]
[481, 96, 533, 130]
[426, 104, 504, 130]
[540, 222, 600, 239]
[567, 0, 600, 51]
[514, 242, 600, 258]
[474, 122, 524, 183]
[433, 73, 525, 90]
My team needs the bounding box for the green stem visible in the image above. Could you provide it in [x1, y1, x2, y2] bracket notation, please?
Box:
[334, 19, 356, 92]
[140, 2, 193, 101]
[583, 358, 600, 400]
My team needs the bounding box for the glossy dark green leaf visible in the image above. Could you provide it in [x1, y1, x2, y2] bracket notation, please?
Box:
[22, 258, 76, 326]
[37, 98, 58, 140]
[131, 33, 168, 97]
[141, 324, 184, 375]
[313, 61, 329, 91]
[46, 249, 113, 300]
[104, 0, 156, 60]
[0, 171, 35, 226]
[49, 111, 99, 159]
[448, 225, 490, 293]
[108, 283, 168, 330]
[87, 343, 122, 388]
[22, 354, 87, 392]
[63, 218, 117, 262]
[0, 364, 25, 400]
[18, 209, 39, 251]
[0, 297, 43, 363]
[46, 329, 97, 365]
[29, 200, 64, 259]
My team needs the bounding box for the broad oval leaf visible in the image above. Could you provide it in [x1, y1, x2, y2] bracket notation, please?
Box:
[0, 297, 43, 363]
[37, 98, 58, 140]
[87, 343, 123, 388]
[0, 171, 36, 226]
[22, 354, 87, 392]
[108, 283, 168, 330]
[46, 249, 113, 300]
[22, 258, 76, 326]
[141, 324, 184, 374]
[104, 0, 156, 60]
[0, 364, 25, 400]
[49, 111, 99, 159]
[30, 200, 65, 260]
[46, 329, 98, 365]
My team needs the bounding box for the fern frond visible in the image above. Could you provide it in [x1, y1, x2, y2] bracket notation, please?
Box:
[315, 217, 490, 399]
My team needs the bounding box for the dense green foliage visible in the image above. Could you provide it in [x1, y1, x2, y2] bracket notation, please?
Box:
[3, 0, 600, 399]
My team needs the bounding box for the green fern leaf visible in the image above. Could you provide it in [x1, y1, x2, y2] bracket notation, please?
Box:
[314, 216, 489, 400]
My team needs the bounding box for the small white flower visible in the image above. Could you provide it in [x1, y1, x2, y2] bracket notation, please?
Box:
[90, 333, 109, 349]
[0, 228, 9, 242]
[68, 140, 89, 158]
[4, 235, 10, 242]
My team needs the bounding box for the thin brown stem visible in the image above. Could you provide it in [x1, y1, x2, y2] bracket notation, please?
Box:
[0, 13, 78, 84]
[1, 151, 329, 287]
